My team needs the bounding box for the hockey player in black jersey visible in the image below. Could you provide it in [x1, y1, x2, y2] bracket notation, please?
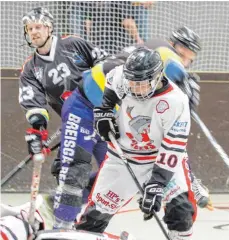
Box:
[19, 9, 210, 230]
[19, 7, 109, 229]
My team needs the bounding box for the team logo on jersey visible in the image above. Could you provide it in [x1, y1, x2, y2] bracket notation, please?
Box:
[171, 120, 188, 133]
[61, 50, 87, 66]
[156, 100, 169, 113]
[34, 67, 43, 81]
[126, 106, 155, 150]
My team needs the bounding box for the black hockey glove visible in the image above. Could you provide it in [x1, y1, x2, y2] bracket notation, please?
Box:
[138, 182, 164, 220]
[93, 106, 120, 141]
[177, 73, 200, 113]
[25, 128, 49, 156]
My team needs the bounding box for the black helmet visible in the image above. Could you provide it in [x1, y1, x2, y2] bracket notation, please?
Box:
[170, 26, 201, 53]
[123, 47, 163, 100]
[22, 7, 54, 47]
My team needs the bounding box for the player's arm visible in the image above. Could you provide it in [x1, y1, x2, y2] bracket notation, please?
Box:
[81, 55, 125, 107]
[140, 95, 191, 216]
[152, 97, 190, 185]
[158, 47, 200, 113]
[93, 67, 124, 141]
[19, 62, 49, 156]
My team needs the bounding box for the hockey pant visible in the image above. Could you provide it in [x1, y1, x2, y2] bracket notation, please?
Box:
[76, 149, 197, 236]
[53, 89, 107, 229]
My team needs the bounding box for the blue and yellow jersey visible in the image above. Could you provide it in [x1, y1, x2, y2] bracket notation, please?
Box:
[82, 40, 186, 108]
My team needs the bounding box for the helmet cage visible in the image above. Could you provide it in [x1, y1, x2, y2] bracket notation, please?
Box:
[123, 68, 163, 101]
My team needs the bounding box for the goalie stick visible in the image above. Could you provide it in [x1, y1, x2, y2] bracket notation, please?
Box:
[191, 110, 229, 168]
[108, 132, 171, 240]
[1, 128, 61, 187]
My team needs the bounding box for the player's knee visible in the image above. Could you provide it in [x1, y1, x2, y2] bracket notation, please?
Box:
[76, 209, 112, 233]
[164, 194, 195, 231]
[74, 145, 92, 164]
[64, 162, 92, 190]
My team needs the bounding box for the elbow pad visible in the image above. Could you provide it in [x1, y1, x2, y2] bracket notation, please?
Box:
[26, 108, 49, 130]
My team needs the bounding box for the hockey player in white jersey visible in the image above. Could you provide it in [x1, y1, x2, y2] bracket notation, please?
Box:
[0, 201, 44, 240]
[0, 202, 135, 240]
[75, 47, 197, 239]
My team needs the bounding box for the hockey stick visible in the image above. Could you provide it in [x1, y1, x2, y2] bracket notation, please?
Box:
[108, 132, 171, 240]
[191, 111, 229, 168]
[1, 128, 61, 187]
[28, 152, 45, 226]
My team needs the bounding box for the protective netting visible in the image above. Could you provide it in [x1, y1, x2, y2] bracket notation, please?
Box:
[1, 1, 229, 71]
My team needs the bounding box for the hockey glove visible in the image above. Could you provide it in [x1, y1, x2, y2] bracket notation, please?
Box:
[93, 106, 120, 141]
[177, 73, 200, 113]
[139, 182, 164, 220]
[25, 128, 50, 156]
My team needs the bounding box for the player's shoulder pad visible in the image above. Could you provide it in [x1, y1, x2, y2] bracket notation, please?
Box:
[20, 55, 34, 74]
[157, 81, 188, 113]
[106, 64, 123, 86]
[156, 46, 182, 65]
[164, 59, 188, 83]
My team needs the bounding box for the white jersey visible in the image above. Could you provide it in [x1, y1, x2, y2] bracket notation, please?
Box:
[0, 215, 30, 240]
[106, 65, 191, 184]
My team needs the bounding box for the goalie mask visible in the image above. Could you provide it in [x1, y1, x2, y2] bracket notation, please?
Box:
[170, 26, 201, 53]
[22, 7, 54, 48]
[123, 47, 163, 101]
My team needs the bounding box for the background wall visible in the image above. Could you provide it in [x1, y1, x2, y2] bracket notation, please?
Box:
[1, 1, 229, 71]
[1, 79, 229, 193]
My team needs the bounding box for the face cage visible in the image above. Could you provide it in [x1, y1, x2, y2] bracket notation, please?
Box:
[123, 71, 163, 101]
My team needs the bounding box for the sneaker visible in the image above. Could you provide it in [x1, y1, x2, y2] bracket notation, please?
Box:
[192, 176, 213, 210]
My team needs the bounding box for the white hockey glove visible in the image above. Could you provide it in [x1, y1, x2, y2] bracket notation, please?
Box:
[138, 182, 164, 220]
[94, 106, 120, 141]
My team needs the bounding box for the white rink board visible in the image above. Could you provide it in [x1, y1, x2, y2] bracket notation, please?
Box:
[1, 193, 229, 240]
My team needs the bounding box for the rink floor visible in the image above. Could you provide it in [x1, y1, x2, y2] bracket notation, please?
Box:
[1, 193, 229, 240]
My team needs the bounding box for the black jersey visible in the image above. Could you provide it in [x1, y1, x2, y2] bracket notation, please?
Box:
[19, 35, 108, 115]
[102, 38, 176, 76]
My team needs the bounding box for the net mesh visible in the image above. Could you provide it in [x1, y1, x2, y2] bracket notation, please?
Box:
[1, 1, 229, 71]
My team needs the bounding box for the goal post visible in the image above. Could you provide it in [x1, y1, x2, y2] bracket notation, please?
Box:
[1, 1, 229, 71]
